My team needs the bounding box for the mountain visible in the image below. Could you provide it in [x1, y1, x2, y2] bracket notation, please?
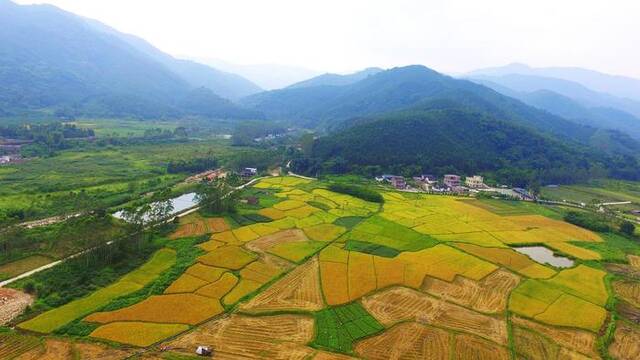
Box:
[298, 108, 640, 185]
[242, 65, 603, 141]
[467, 73, 640, 118]
[469, 63, 640, 102]
[287, 68, 384, 89]
[85, 23, 262, 100]
[472, 80, 640, 139]
[0, 0, 260, 119]
[194, 59, 321, 90]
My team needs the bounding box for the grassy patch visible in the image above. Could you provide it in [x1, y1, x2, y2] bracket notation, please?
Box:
[344, 240, 400, 258]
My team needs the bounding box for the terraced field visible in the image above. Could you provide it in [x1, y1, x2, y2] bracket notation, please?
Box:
[7, 175, 640, 359]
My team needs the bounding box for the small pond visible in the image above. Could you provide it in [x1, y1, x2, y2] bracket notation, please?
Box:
[113, 192, 199, 221]
[514, 246, 574, 268]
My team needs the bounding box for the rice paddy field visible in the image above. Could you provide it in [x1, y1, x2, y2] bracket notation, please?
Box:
[6, 175, 640, 359]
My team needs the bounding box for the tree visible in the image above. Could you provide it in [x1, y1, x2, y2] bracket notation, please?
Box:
[196, 178, 239, 214]
[620, 221, 636, 237]
[148, 189, 174, 224]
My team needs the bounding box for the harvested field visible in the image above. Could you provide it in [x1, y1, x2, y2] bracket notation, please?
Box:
[605, 263, 640, 280]
[73, 342, 130, 360]
[0, 332, 41, 359]
[204, 217, 230, 233]
[245, 229, 308, 254]
[312, 351, 357, 360]
[614, 280, 640, 307]
[609, 322, 640, 360]
[453, 333, 510, 360]
[354, 322, 451, 360]
[17, 339, 73, 360]
[240, 257, 324, 313]
[0, 255, 53, 279]
[453, 243, 555, 279]
[629, 255, 640, 269]
[198, 245, 258, 270]
[170, 215, 229, 239]
[85, 293, 224, 325]
[513, 326, 559, 360]
[166, 314, 315, 359]
[617, 301, 640, 325]
[90, 322, 189, 347]
[196, 272, 239, 299]
[19, 248, 175, 333]
[0, 288, 32, 325]
[421, 269, 520, 313]
[361, 287, 508, 345]
[511, 315, 599, 358]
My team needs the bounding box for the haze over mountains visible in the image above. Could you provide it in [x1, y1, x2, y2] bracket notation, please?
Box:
[0, 0, 261, 119]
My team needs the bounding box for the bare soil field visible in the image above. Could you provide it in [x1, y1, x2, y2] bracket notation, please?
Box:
[361, 287, 508, 345]
[240, 257, 324, 313]
[422, 269, 519, 313]
[166, 314, 315, 359]
[354, 322, 451, 360]
[609, 322, 640, 360]
[617, 301, 640, 325]
[605, 263, 640, 280]
[0, 287, 33, 325]
[453, 333, 510, 360]
[511, 316, 599, 358]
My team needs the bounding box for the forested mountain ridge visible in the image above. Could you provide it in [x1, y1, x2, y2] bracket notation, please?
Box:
[293, 108, 640, 185]
[287, 68, 384, 89]
[0, 0, 260, 119]
[242, 65, 635, 150]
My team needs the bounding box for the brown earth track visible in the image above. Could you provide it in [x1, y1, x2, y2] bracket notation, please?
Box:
[609, 322, 640, 360]
[0, 288, 32, 325]
[422, 269, 519, 313]
[513, 326, 559, 360]
[165, 314, 315, 359]
[361, 287, 508, 345]
[613, 280, 640, 308]
[511, 316, 599, 358]
[453, 333, 510, 360]
[354, 322, 451, 360]
[240, 257, 324, 313]
[617, 301, 640, 325]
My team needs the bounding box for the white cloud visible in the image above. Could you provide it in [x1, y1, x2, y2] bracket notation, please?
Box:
[13, 0, 640, 77]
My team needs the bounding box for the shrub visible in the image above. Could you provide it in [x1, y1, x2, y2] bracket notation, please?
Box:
[327, 184, 383, 203]
[564, 211, 610, 233]
[620, 221, 636, 237]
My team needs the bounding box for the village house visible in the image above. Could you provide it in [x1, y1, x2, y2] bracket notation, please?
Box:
[390, 176, 406, 189]
[465, 175, 485, 188]
[240, 167, 258, 179]
[443, 174, 461, 188]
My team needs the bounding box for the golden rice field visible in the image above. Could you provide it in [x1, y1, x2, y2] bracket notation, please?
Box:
[12, 175, 640, 360]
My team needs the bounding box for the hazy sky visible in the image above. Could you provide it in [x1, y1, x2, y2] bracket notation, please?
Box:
[14, 0, 640, 77]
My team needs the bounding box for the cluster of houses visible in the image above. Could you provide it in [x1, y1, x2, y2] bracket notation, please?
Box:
[375, 174, 535, 200]
[0, 154, 23, 165]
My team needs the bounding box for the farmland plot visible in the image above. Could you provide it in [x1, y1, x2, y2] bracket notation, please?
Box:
[609, 322, 640, 360]
[354, 322, 451, 360]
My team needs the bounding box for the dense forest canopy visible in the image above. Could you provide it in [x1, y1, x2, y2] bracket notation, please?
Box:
[291, 109, 640, 187]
